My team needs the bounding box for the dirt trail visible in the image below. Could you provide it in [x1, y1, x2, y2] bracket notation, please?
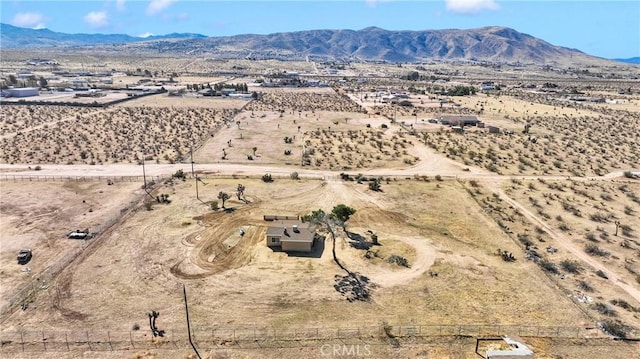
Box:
[369, 235, 437, 288]
[488, 183, 640, 303]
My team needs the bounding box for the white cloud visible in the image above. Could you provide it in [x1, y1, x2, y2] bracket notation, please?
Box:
[146, 0, 177, 15]
[11, 12, 46, 29]
[445, 0, 499, 14]
[84, 11, 109, 28]
[365, 0, 393, 8]
[139, 32, 154, 38]
[115, 0, 126, 11]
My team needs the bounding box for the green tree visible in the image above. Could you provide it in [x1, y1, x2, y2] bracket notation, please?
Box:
[331, 204, 356, 224]
[218, 191, 230, 208]
[8, 74, 17, 85]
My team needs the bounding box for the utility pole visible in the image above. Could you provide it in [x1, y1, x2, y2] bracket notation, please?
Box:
[195, 175, 199, 200]
[142, 159, 147, 189]
[190, 145, 195, 177]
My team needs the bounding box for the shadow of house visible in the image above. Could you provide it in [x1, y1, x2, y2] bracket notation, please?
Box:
[266, 220, 318, 254]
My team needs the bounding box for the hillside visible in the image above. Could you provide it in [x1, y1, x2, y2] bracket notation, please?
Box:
[1, 24, 609, 65]
[0, 23, 206, 48]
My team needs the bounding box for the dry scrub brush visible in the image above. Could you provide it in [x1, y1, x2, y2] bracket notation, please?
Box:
[0, 106, 238, 164]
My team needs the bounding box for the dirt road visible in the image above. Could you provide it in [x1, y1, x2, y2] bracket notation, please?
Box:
[493, 185, 640, 303]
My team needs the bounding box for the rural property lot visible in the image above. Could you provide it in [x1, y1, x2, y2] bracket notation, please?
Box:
[1, 56, 639, 358]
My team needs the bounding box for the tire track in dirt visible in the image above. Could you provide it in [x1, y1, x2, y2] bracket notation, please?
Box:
[345, 205, 437, 289]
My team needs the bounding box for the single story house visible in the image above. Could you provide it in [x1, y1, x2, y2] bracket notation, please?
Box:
[266, 220, 315, 253]
[439, 115, 480, 127]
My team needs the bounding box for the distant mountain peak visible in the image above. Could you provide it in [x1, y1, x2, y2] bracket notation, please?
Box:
[0, 23, 612, 66]
[0, 23, 206, 48]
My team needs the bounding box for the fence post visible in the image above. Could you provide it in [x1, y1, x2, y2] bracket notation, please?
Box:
[86, 331, 91, 350]
[65, 331, 69, 351]
[130, 331, 135, 349]
[20, 331, 24, 352]
[42, 330, 46, 351]
[108, 331, 113, 351]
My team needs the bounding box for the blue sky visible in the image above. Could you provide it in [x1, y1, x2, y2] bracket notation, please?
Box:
[1, 0, 638, 59]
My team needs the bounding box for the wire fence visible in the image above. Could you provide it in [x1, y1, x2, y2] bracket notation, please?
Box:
[0, 174, 164, 183]
[0, 324, 615, 353]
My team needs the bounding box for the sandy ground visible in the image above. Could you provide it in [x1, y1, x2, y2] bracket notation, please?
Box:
[0, 180, 143, 310]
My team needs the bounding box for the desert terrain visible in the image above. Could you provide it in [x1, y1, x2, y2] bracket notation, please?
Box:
[1, 51, 639, 358]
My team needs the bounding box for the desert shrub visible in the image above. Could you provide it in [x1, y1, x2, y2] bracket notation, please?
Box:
[600, 193, 613, 201]
[558, 223, 570, 232]
[600, 320, 630, 338]
[585, 232, 598, 242]
[577, 280, 593, 292]
[595, 270, 609, 279]
[290, 171, 299, 180]
[585, 244, 610, 257]
[435, 175, 442, 181]
[144, 202, 153, 211]
[132, 323, 140, 331]
[386, 255, 410, 268]
[610, 299, 635, 312]
[594, 302, 617, 316]
[262, 173, 273, 182]
[172, 169, 186, 180]
[517, 234, 533, 247]
[620, 225, 634, 237]
[538, 259, 559, 274]
[560, 260, 582, 274]
[368, 178, 382, 191]
[210, 201, 219, 211]
[590, 212, 612, 223]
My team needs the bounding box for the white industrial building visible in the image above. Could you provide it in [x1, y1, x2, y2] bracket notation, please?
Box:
[5, 87, 39, 98]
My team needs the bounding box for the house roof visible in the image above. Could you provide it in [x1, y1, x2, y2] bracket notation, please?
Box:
[267, 221, 314, 243]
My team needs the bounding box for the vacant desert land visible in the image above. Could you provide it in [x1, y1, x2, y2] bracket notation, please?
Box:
[1, 178, 594, 335]
[0, 180, 143, 311]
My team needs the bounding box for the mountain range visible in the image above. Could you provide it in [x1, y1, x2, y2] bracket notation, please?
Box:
[0, 23, 206, 48]
[0, 23, 617, 65]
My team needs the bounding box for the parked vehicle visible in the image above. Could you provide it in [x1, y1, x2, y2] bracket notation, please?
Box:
[17, 249, 32, 265]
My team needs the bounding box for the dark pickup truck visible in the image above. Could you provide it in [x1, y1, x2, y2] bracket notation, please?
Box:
[17, 249, 32, 265]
